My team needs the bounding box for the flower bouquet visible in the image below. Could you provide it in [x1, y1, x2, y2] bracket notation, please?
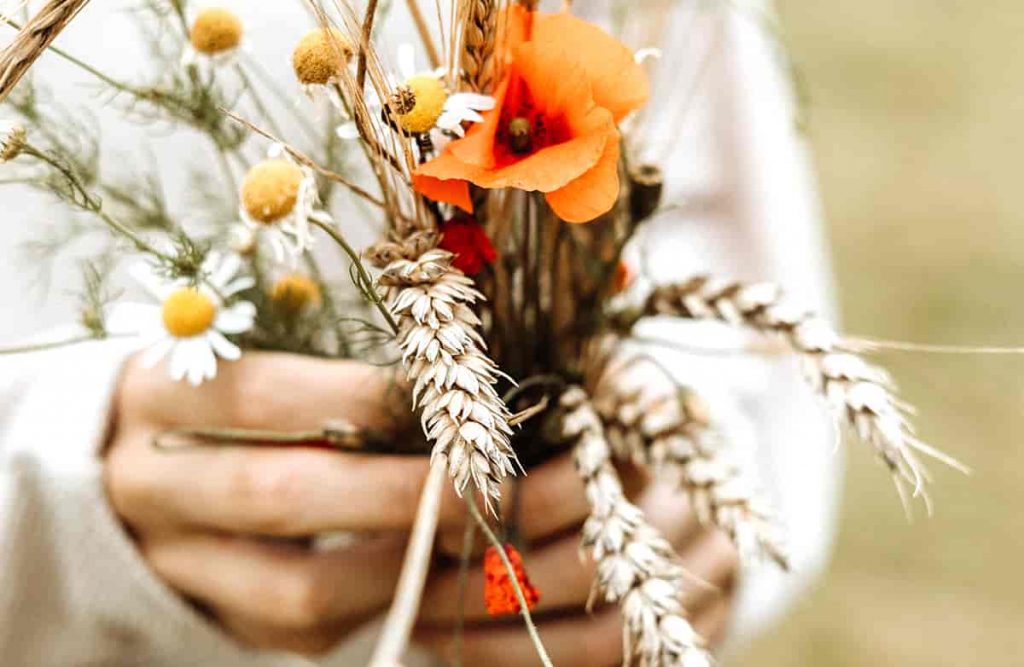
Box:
[0, 1, 965, 665]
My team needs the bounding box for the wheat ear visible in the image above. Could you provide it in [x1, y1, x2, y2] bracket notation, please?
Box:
[592, 356, 788, 569]
[561, 386, 712, 667]
[460, 0, 497, 92]
[634, 276, 969, 510]
[373, 242, 519, 510]
[0, 0, 90, 103]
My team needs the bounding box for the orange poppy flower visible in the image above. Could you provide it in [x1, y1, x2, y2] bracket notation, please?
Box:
[413, 9, 649, 223]
[483, 544, 540, 617]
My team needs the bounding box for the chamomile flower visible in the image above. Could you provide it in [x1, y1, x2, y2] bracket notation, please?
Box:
[336, 44, 494, 141]
[116, 252, 256, 386]
[238, 146, 325, 263]
[181, 6, 244, 69]
[1, 120, 26, 162]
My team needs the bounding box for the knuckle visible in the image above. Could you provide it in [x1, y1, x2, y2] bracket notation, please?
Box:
[104, 445, 148, 521]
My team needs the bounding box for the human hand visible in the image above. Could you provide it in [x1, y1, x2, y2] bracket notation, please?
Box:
[104, 351, 737, 661]
[416, 458, 739, 667]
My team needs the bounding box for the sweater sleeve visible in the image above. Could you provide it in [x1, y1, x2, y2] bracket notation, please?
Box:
[0, 340, 323, 667]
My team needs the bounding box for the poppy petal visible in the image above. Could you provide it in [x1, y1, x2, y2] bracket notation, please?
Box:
[533, 13, 650, 122]
[545, 126, 622, 223]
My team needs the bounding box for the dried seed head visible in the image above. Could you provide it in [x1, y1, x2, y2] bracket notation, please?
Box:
[292, 28, 352, 85]
[394, 75, 448, 134]
[270, 273, 322, 314]
[0, 122, 26, 162]
[189, 8, 243, 55]
[241, 159, 304, 224]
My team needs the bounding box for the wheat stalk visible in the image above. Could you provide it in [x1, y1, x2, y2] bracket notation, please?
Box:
[560, 386, 712, 667]
[591, 355, 788, 569]
[0, 0, 90, 103]
[631, 276, 969, 510]
[460, 0, 497, 92]
[372, 242, 520, 509]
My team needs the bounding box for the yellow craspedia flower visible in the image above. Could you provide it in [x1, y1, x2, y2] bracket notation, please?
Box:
[292, 28, 352, 85]
[271, 274, 322, 314]
[241, 159, 304, 224]
[394, 75, 448, 134]
[162, 288, 217, 337]
[189, 8, 243, 55]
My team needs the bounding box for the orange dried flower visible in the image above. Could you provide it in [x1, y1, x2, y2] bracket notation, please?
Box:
[483, 544, 540, 617]
[612, 260, 635, 294]
[413, 8, 649, 223]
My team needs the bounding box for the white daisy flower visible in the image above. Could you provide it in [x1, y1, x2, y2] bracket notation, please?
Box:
[114, 252, 256, 386]
[336, 44, 494, 141]
[181, 6, 245, 70]
[238, 145, 326, 263]
[1, 119, 26, 162]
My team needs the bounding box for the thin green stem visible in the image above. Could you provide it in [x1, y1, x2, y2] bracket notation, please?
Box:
[21, 144, 174, 262]
[0, 334, 99, 355]
[309, 216, 399, 334]
[465, 494, 553, 667]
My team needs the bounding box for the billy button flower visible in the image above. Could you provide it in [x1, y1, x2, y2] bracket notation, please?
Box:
[438, 215, 497, 275]
[270, 273, 322, 316]
[292, 28, 353, 88]
[189, 7, 243, 56]
[239, 154, 321, 262]
[483, 544, 540, 617]
[412, 7, 649, 223]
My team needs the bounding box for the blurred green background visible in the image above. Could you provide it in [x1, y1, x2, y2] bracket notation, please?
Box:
[737, 1, 1024, 664]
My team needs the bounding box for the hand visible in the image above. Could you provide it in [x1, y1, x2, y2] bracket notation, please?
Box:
[105, 352, 427, 654]
[105, 351, 651, 657]
[415, 460, 739, 666]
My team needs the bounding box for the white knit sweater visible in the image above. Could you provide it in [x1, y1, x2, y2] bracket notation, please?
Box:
[0, 2, 840, 664]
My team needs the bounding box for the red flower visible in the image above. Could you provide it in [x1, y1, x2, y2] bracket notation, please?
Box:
[483, 544, 540, 617]
[438, 216, 497, 275]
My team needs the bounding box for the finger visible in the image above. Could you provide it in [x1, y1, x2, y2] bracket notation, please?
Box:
[436, 452, 592, 556]
[141, 532, 405, 631]
[417, 606, 625, 667]
[118, 351, 410, 432]
[107, 433, 469, 534]
[420, 524, 733, 624]
[692, 595, 733, 649]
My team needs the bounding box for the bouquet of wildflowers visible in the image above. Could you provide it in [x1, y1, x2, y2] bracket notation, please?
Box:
[0, 1, 966, 665]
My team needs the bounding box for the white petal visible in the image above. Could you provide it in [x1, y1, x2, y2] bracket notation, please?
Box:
[167, 340, 195, 382]
[207, 330, 241, 361]
[397, 43, 417, 80]
[140, 337, 175, 368]
[209, 252, 241, 288]
[215, 301, 256, 334]
[105, 302, 160, 335]
[451, 92, 495, 112]
[221, 275, 255, 298]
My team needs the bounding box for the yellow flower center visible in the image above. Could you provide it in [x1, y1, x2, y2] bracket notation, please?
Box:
[189, 8, 243, 55]
[270, 274, 322, 314]
[395, 75, 448, 134]
[292, 28, 352, 85]
[240, 159, 304, 224]
[162, 288, 217, 337]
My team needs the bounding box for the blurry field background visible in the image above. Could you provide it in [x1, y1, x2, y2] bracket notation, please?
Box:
[736, 1, 1024, 664]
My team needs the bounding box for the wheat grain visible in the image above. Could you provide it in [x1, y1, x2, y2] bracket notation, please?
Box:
[636, 276, 969, 510]
[561, 385, 712, 667]
[460, 0, 497, 93]
[592, 355, 788, 569]
[374, 246, 519, 510]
